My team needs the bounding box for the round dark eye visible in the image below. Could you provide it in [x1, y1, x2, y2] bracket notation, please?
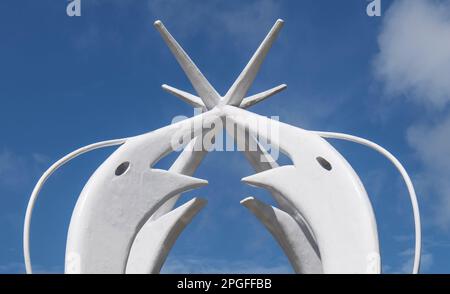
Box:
[115, 161, 130, 176]
[316, 156, 332, 171]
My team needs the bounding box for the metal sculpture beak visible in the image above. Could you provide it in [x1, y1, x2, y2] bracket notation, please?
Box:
[224, 105, 381, 274]
[65, 110, 220, 273]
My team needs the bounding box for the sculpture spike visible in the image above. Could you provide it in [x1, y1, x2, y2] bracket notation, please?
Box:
[241, 166, 294, 191]
[150, 136, 207, 221]
[240, 197, 322, 274]
[162, 84, 206, 109]
[223, 19, 284, 106]
[154, 20, 221, 109]
[126, 197, 207, 274]
[240, 84, 287, 109]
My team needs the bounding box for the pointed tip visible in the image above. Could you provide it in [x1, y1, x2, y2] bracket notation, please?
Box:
[153, 20, 220, 109]
[241, 173, 266, 187]
[154, 169, 208, 190]
[174, 172, 209, 193]
[159, 197, 207, 220]
[240, 197, 277, 221]
[154, 20, 163, 27]
[240, 196, 255, 205]
[242, 166, 294, 189]
[188, 176, 209, 187]
[179, 197, 208, 211]
[223, 17, 285, 106]
[161, 84, 206, 108]
[240, 83, 288, 108]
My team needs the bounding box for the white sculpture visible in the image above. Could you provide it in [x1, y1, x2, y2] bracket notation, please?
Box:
[24, 19, 421, 274]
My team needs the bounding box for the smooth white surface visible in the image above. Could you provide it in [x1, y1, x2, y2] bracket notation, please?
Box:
[126, 137, 208, 273]
[162, 84, 206, 109]
[315, 131, 421, 274]
[25, 18, 421, 275]
[130, 19, 320, 274]
[127, 19, 294, 274]
[241, 197, 322, 274]
[223, 19, 284, 106]
[240, 84, 287, 109]
[225, 105, 381, 274]
[126, 198, 206, 274]
[24, 138, 127, 274]
[65, 110, 219, 273]
[154, 20, 221, 109]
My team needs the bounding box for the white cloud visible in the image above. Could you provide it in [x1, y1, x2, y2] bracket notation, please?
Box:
[407, 116, 450, 230]
[373, 0, 450, 231]
[407, 116, 450, 174]
[374, 0, 450, 109]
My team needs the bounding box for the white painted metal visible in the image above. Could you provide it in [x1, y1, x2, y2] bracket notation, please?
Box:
[23, 18, 421, 275]
[314, 131, 421, 274]
[240, 84, 287, 109]
[222, 19, 284, 106]
[126, 197, 206, 274]
[154, 20, 221, 109]
[241, 197, 322, 274]
[162, 84, 206, 109]
[224, 105, 381, 274]
[134, 19, 322, 275]
[148, 137, 207, 221]
[125, 137, 208, 274]
[65, 110, 220, 273]
[161, 83, 288, 110]
[24, 138, 128, 274]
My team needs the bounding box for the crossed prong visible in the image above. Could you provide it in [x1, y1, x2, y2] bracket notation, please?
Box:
[127, 19, 321, 275]
[155, 19, 287, 110]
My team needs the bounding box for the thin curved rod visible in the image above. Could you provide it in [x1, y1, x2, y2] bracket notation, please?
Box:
[314, 131, 421, 274]
[24, 130, 421, 274]
[23, 138, 128, 274]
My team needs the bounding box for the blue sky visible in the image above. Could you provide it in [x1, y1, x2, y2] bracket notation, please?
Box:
[1, 0, 450, 273]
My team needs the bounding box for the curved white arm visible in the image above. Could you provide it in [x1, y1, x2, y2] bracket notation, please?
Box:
[23, 131, 421, 274]
[23, 138, 128, 274]
[314, 131, 421, 274]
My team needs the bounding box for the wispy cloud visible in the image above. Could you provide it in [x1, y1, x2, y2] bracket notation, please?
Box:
[0, 149, 29, 190]
[0, 261, 62, 274]
[147, 0, 281, 48]
[161, 255, 292, 274]
[398, 248, 433, 274]
[0, 262, 25, 274]
[407, 116, 450, 230]
[0, 148, 49, 192]
[373, 0, 450, 230]
[383, 234, 437, 274]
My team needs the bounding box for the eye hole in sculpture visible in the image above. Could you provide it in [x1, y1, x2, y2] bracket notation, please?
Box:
[316, 156, 332, 171]
[115, 161, 130, 176]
